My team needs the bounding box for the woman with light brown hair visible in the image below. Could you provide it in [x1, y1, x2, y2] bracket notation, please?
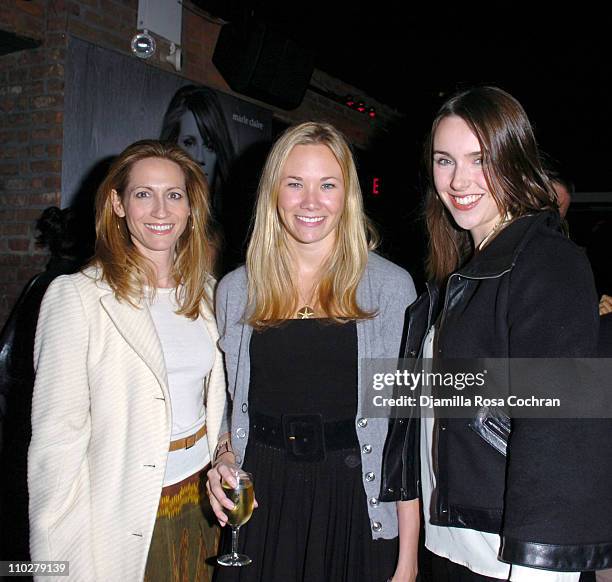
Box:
[207, 122, 419, 581]
[28, 140, 226, 581]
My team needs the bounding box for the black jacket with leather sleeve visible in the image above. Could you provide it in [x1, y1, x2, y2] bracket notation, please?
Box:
[380, 211, 612, 571]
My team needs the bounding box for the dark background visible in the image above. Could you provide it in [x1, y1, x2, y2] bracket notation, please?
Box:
[192, 3, 612, 292]
[197, 3, 612, 191]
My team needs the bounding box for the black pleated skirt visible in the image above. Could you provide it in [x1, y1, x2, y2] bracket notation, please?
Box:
[215, 439, 398, 582]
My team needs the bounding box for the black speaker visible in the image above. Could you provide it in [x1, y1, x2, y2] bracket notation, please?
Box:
[213, 20, 315, 110]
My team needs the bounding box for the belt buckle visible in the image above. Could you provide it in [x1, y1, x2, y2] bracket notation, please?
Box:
[184, 434, 197, 449]
[282, 413, 326, 462]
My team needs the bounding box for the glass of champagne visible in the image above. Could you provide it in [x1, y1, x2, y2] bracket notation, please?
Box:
[217, 469, 255, 567]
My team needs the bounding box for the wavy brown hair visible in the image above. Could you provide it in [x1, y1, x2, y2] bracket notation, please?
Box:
[93, 139, 217, 318]
[425, 86, 558, 282]
[246, 122, 379, 327]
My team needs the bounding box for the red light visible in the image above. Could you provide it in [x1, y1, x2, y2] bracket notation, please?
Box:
[372, 177, 380, 196]
[368, 107, 376, 118]
[356, 101, 366, 113]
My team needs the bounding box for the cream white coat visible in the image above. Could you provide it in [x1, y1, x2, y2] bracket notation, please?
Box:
[28, 268, 226, 582]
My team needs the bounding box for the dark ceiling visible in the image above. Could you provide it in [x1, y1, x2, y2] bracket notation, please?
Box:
[195, 2, 611, 192]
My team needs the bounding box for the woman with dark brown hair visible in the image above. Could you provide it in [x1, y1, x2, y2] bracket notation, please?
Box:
[28, 140, 226, 581]
[161, 85, 236, 216]
[381, 87, 612, 581]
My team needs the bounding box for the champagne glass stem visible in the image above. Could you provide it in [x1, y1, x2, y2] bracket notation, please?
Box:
[231, 525, 240, 559]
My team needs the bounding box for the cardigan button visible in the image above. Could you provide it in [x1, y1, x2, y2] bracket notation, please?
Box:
[241, 403, 248, 413]
[362, 444, 372, 454]
[236, 427, 246, 439]
[365, 471, 375, 482]
[409, 349, 417, 357]
[369, 496, 379, 507]
[371, 521, 382, 532]
[357, 418, 368, 428]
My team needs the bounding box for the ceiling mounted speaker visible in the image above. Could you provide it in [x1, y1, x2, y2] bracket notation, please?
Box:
[213, 20, 315, 110]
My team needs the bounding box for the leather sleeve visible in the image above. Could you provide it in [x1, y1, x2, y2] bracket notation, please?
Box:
[379, 298, 426, 503]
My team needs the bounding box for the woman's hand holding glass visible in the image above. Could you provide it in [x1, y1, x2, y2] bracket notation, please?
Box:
[207, 456, 257, 567]
[206, 447, 258, 527]
[216, 468, 255, 566]
[207, 456, 237, 526]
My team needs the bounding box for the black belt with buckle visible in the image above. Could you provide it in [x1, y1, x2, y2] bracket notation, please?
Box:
[249, 410, 358, 462]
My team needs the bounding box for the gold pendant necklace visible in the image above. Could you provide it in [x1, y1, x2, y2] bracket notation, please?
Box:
[297, 284, 317, 319]
[297, 305, 315, 319]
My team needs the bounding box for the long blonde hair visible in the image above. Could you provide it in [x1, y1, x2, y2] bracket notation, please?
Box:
[246, 122, 378, 327]
[93, 139, 217, 319]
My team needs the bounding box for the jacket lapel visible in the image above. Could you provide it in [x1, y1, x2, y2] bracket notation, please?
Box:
[100, 294, 168, 391]
[200, 299, 219, 343]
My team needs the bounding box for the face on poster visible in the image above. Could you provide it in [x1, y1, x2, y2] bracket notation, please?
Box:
[62, 37, 272, 212]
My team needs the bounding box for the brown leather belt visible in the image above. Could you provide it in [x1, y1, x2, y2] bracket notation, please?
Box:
[169, 424, 207, 452]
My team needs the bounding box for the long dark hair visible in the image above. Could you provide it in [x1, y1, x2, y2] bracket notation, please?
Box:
[425, 86, 558, 282]
[161, 85, 236, 199]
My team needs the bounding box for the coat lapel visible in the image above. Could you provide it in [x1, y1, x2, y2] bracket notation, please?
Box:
[100, 294, 168, 391]
[199, 297, 225, 455]
[200, 299, 219, 343]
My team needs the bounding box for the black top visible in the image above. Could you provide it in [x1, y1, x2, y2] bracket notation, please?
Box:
[249, 319, 357, 422]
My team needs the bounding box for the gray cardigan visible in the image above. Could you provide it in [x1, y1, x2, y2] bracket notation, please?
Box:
[215, 252, 416, 539]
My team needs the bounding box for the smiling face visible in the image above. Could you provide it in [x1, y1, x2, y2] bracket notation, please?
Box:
[178, 110, 218, 186]
[433, 115, 502, 246]
[112, 157, 190, 269]
[277, 144, 345, 256]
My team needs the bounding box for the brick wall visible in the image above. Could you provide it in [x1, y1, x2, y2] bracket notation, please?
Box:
[0, 0, 400, 326]
[1, 1, 64, 323]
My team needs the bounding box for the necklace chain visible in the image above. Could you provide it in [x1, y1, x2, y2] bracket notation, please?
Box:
[477, 214, 511, 250]
[297, 283, 318, 319]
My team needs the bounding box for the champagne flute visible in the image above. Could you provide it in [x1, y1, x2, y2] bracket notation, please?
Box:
[217, 469, 255, 567]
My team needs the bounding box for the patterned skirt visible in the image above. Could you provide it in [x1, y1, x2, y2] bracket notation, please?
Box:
[144, 469, 220, 582]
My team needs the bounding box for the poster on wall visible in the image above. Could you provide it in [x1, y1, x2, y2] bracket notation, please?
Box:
[63, 36, 273, 269]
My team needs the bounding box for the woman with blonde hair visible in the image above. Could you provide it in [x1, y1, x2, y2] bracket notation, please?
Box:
[207, 122, 419, 581]
[28, 140, 226, 581]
